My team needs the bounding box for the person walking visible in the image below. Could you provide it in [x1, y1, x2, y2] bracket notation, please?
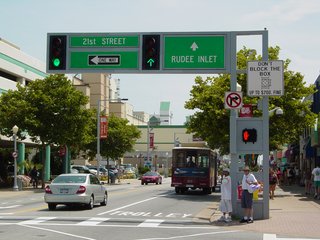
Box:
[29, 166, 39, 188]
[217, 168, 232, 223]
[240, 166, 258, 224]
[304, 169, 312, 195]
[269, 168, 278, 200]
[311, 165, 320, 199]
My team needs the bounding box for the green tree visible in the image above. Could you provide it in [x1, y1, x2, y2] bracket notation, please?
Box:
[0, 74, 95, 186]
[87, 114, 141, 161]
[185, 46, 316, 154]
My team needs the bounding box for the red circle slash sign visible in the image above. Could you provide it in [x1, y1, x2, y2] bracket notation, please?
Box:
[226, 92, 242, 108]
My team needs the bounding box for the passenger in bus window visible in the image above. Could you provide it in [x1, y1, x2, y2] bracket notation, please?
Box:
[187, 158, 196, 167]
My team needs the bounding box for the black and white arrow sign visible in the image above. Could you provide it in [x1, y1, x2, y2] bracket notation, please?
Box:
[89, 55, 120, 65]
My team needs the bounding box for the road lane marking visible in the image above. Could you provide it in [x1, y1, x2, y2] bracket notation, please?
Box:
[19, 216, 56, 224]
[97, 195, 167, 216]
[12, 204, 48, 214]
[263, 234, 320, 240]
[138, 219, 164, 227]
[0, 205, 21, 209]
[77, 217, 110, 226]
[18, 224, 96, 240]
[135, 230, 241, 240]
[0, 213, 14, 215]
[108, 210, 193, 219]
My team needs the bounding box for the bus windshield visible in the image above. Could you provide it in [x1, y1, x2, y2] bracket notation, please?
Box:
[173, 149, 210, 168]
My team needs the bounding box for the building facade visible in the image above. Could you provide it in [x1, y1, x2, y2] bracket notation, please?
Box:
[123, 125, 206, 170]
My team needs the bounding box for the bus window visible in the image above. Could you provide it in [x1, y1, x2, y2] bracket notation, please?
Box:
[175, 152, 185, 168]
[198, 155, 209, 167]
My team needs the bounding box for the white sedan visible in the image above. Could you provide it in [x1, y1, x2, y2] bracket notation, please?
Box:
[44, 174, 108, 210]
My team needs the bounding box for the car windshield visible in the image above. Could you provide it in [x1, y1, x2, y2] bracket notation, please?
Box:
[144, 172, 157, 176]
[53, 175, 87, 183]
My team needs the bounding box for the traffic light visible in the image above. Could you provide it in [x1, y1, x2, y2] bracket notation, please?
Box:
[242, 128, 257, 144]
[142, 35, 160, 70]
[48, 35, 66, 70]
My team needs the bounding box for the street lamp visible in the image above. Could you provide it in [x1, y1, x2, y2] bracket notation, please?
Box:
[96, 98, 128, 179]
[12, 125, 19, 191]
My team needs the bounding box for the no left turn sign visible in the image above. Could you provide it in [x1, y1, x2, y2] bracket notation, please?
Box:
[225, 91, 243, 109]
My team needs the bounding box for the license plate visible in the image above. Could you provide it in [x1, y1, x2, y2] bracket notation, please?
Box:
[60, 188, 69, 194]
[186, 185, 194, 187]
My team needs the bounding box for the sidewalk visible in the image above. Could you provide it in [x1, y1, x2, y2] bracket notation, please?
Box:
[200, 184, 320, 238]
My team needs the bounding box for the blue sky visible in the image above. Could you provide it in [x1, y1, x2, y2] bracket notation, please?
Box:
[1, 0, 320, 124]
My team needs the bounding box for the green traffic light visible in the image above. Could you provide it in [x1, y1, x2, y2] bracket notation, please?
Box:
[53, 58, 61, 67]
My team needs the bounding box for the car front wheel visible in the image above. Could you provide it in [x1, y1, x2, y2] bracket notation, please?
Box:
[100, 193, 107, 206]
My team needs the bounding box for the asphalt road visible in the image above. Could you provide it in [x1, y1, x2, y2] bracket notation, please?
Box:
[0, 178, 270, 240]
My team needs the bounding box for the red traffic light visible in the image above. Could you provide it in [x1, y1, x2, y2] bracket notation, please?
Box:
[242, 128, 257, 144]
[243, 130, 250, 141]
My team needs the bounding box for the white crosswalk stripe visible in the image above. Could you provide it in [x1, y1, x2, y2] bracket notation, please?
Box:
[0, 216, 216, 229]
[77, 217, 110, 226]
[19, 217, 57, 225]
[138, 219, 165, 227]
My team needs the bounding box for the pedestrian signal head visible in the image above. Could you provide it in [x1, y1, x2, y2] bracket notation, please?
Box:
[242, 128, 257, 144]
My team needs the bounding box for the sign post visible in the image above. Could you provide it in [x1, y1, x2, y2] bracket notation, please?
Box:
[47, 30, 273, 220]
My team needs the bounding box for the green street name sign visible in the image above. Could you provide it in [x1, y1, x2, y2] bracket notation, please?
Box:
[70, 51, 138, 69]
[164, 35, 225, 69]
[70, 36, 139, 47]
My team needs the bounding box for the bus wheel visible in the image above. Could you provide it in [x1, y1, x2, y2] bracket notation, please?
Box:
[181, 188, 187, 194]
[175, 187, 180, 194]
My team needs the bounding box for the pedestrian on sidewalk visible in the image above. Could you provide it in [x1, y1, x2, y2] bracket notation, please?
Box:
[29, 166, 39, 188]
[311, 165, 320, 199]
[240, 166, 258, 224]
[304, 169, 312, 195]
[269, 168, 278, 200]
[217, 168, 232, 223]
[276, 167, 282, 186]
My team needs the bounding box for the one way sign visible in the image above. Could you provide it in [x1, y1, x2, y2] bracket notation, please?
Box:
[225, 91, 243, 109]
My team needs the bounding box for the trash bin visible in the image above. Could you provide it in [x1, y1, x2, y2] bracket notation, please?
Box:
[110, 174, 116, 184]
[17, 178, 23, 190]
[253, 190, 259, 200]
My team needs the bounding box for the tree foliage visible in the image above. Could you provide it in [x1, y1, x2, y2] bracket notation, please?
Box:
[87, 114, 141, 160]
[0, 74, 95, 148]
[0, 74, 96, 186]
[185, 46, 316, 154]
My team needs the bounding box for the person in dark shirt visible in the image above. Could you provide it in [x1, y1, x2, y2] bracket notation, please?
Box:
[30, 166, 39, 188]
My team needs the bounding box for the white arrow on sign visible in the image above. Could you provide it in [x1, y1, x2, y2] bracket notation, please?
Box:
[89, 56, 120, 65]
[190, 42, 198, 51]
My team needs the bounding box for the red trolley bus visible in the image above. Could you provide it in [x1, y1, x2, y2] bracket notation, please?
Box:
[171, 147, 218, 194]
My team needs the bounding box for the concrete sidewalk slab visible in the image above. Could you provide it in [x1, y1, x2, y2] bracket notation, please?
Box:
[201, 185, 320, 238]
